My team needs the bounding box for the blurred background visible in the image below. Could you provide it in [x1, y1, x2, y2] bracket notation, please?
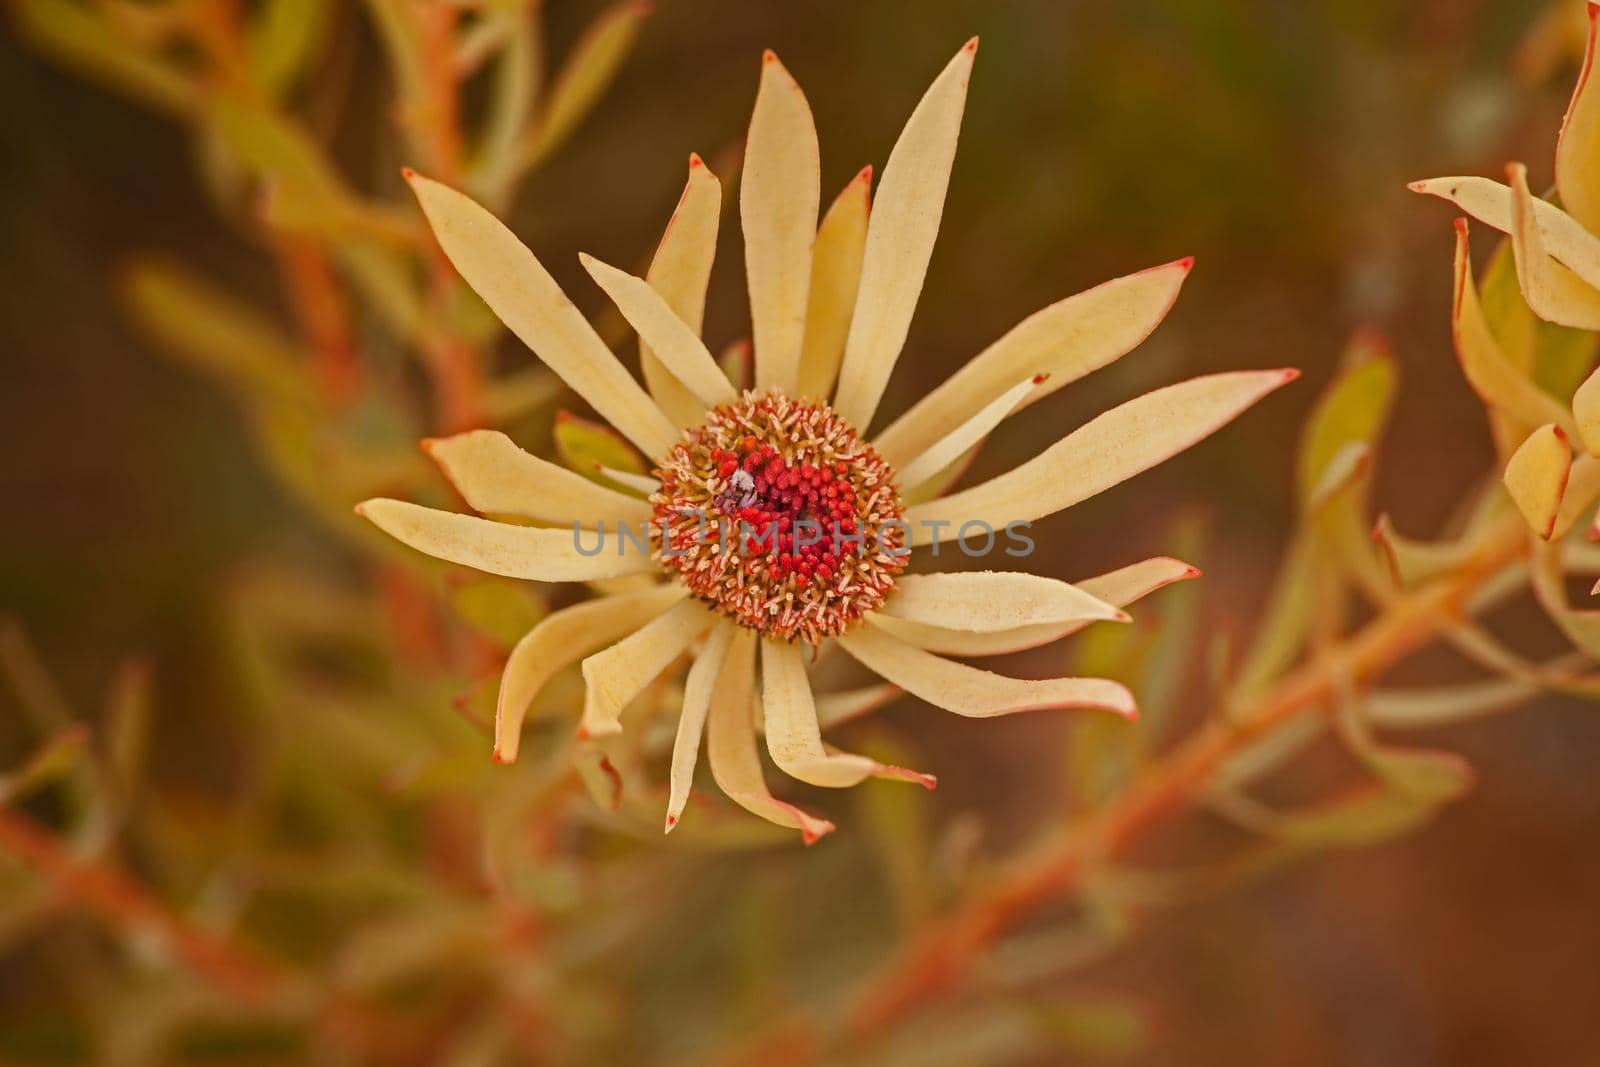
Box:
[2, 1, 1599, 1064]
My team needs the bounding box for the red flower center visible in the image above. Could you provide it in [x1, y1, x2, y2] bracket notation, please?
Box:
[651, 390, 907, 643]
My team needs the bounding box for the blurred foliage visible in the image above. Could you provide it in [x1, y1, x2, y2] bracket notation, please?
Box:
[4, 2, 1600, 1066]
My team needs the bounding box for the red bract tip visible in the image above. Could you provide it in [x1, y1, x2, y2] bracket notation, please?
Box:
[575, 725, 590, 741]
[1031, 373, 1048, 385]
[1280, 367, 1302, 383]
[688, 152, 703, 169]
[491, 750, 508, 765]
[420, 437, 438, 456]
[857, 164, 873, 184]
[400, 166, 418, 181]
[1185, 566, 1203, 579]
[963, 36, 979, 54]
[763, 48, 778, 64]
[1176, 255, 1195, 271]
[1406, 180, 1427, 192]
[1453, 216, 1470, 237]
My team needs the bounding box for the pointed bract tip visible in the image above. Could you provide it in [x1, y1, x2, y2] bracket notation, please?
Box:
[920, 774, 939, 791]
[419, 437, 439, 456]
[1183, 565, 1203, 579]
[800, 820, 837, 846]
[353, 501, 370, 517]
[963, 36, 979, 54]
[1031, 372, 1049, 385]
[688, 152, 704, 169]
[1506, 160, 1529, 181]
[664, 813, 678, 834]
[1176, 255, 1195, 271]
[762, 48, 778, 64]
[400, 166, 418, 182]
[1112, 610, 1132, 623]
[1406, 179, 1426, 193]
[577, 250, 597, 268]
[1279, 367, 1302, 383]
[491, 750, 509, 765]
[575, 725, 590, 741]
[1591, 575, 1600, 595]
[857, 164, 873, 184]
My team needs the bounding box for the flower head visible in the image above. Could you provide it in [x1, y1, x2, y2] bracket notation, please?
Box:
[359, 40, 1295, 841]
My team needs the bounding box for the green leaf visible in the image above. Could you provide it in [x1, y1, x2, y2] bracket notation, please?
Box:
[13, 0, 195, 116]
[553, 411, 648, 486]
[121, 259, 312, 404]
[1295, 331, 1396, 512]
[1478, 236, 1537, 372]
[249, 0, 334, 98]
[448, 578, 545, 649]
[524, 1, 649, 168]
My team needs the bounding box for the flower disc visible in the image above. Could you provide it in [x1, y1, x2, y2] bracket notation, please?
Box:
[652, 390, 907, 643]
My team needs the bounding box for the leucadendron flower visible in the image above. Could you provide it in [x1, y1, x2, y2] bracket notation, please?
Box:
[358, 40, 1295, 841]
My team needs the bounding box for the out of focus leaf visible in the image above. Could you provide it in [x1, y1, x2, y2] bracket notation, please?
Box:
[853, 732, 934, 928]
[554, 411, 649, 487]
[449, 578, 545, 649]
[524, 1, 649, 169]
[1371, 514, 1474, 588]
[1294, 333, 1396, 511]
[249, 0, 334, 98]
[0, 726, 90, 807]
[1229, 534, 1316, 714]
[470, 6, 543, 206]
[121, 260, 312, 404]
[103, 657, 153, 805]
[13, 0, 195, 116]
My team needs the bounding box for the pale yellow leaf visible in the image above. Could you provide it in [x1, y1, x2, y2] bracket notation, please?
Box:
[495, 585, 686, 761]
[1412, 175, 1600, 294]
[1506, 162, 1600, 329]
[356, 498, 654, 581]
[877, 571, 1125, 632]
[797, 166, 871, 400]
[895, 375, 1042, 491]
[405, 172, 677, 458]
[1556, 3, 1600, 233]
[835, 618, 1135, 718]
[666, 620, 734, 831]
[643, 155, 722, 426]
[705, 628, 835, 843]
[1449, 219, 1578, 436]
[423, 429, 651, 527]
[742, 51, 820, 394]
[906, 370, 1297, 545]
[580, 599, 713, 737]
[874, 259, 1191, 468]
[580, 253, 735, 409]
[1503, 422, 1571, 539]
[833, 40, 975, 431]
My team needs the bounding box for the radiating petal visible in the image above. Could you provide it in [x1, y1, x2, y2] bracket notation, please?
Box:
[1556, 3, 1600, 233]
[865, 555, 1200, 657]
[894, 375, 1043, 491]
[495, 584, 686, 761]
[356, 498, 654, 580]
[665, 620, 734, 832]
[835, 618, 1136, 718]
[905, 370, 1297, 544]
[581, 252, 736, 408]
[1506, 162, 1600, 329]
[423, 429, 651, 527]
[1504, 423, 1572, 540]
[580, 598, 714, 737]
[833, 40, 976, 431]
[405, 171, 678, 458]
[1410, 175, 1600, 293]
[1450, 219, 1579, 435]
[874, 258, 1192, 468]
[643, 154, 722, 427]
[878, 571, 1125, 632]
[761, 639, 894, 787]
[1074, 555, 1202, 607]
[705, 628, 836, 844]
[797, 166, 872, 400]
[742, 51, 820, 394]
